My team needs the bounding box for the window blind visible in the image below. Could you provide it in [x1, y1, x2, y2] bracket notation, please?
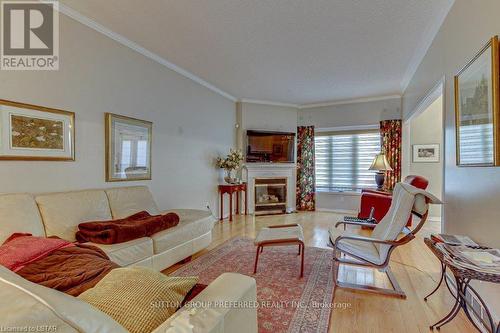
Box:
[315, 130, 381, 192]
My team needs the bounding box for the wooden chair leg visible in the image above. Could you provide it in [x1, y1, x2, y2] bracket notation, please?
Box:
[254, 245, 261, 274]
[300, 243, 304, 278]
[333, 250, 340, 285]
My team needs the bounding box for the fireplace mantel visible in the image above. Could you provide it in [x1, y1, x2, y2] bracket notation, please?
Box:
[243, 163, 296, 214]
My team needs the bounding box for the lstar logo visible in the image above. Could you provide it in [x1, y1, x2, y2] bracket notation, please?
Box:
[1, 1, 59, 70]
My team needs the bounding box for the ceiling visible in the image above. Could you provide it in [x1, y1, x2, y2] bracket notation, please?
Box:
[60, 0, 454, 106]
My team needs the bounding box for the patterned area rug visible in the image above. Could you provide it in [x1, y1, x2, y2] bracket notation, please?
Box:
[171, 237, 334, 333]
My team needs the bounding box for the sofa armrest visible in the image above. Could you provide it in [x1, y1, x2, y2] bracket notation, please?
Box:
[152, 273, 257, 333]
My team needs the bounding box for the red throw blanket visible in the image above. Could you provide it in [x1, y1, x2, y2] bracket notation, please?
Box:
[76, 211, 180, 244]
[16, 243, 119, 296]
[0, 233, 74, 272]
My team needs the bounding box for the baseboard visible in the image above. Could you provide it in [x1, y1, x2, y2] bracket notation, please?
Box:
[445, 273, 499, 331]
[316, 208, 357, 215]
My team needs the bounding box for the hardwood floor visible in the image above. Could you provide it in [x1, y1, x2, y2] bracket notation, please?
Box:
[165, 211, 476, 333]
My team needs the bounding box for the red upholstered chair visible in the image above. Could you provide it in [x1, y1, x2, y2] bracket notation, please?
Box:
[358, 175, 429, 226]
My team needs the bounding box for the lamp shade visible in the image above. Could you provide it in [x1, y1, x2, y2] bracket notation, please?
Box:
[369, 153, 393, 171]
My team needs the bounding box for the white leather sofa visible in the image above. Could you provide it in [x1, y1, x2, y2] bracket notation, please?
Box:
[0, 265, 258, 333]
[0, 186, 214, 271]
[0, 186, 259, 332]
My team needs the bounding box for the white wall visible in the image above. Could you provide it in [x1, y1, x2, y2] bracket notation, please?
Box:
[298, 98, 401, 128]
[240, 102, 298, 133]
[402, 0, 500, 320]
[0, 14, 236, 215]
[298, 98, 401, 212]
[236, 101, 298, 161]
[404, 96, 443, 219]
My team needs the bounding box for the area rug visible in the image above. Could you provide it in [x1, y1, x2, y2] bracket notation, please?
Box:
[171, 237, 334, 333]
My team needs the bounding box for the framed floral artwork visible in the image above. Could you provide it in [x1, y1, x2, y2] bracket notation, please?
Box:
[105, 113, 152, 182]
[0, 99, 75, 161]
[455, 36, 500, 166]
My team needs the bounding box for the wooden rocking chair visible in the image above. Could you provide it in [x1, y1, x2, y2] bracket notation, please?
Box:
[329, 182, 441, 299]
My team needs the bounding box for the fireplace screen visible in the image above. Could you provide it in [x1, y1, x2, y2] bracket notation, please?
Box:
[254, 178, 287, 214]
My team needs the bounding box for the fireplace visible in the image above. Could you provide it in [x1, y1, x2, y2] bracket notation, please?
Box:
[254, 178, 287, 215]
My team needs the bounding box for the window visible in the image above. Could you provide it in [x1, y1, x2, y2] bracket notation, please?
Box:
[315, 130, 381, 192]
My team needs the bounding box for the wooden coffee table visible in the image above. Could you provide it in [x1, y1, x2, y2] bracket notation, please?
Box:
[254, 223, 305, 278]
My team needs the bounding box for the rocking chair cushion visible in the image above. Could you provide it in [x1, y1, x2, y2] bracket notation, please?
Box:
[328, 227, 382, 265]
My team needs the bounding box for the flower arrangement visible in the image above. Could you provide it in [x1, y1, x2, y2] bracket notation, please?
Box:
[216, 149, 244, 171]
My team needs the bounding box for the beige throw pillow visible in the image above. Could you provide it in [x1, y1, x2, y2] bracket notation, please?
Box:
[78, 267, 198, 333]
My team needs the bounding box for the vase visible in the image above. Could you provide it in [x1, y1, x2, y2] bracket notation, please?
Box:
[224, 169, 236, 184]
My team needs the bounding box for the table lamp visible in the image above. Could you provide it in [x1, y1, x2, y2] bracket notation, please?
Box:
[369, 153, 393, 190]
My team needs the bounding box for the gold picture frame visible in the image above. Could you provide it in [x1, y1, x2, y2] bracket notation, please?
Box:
[105, 113, 152, 182]
[454, 36, 500, 166]
[0, 99, 75, 161]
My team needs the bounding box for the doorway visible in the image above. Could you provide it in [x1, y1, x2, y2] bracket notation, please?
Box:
[402, 80, 444, 231]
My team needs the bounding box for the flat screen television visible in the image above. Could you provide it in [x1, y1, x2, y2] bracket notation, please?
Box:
[246, 130, 295, 163]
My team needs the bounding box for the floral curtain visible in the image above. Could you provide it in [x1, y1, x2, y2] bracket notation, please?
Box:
[380, 119, 402, 191]
[296, 126, 315, 211]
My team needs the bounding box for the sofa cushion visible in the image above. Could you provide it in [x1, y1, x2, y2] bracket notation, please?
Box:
[0, 266, 127, 333]
[0, 194, 45, 244]
[87, 237, 154, 266]
[151, 209, 214, 254]
[106, 186, 159, 219]
[78, 267, 198, 333]
[35, 190, 112, 241]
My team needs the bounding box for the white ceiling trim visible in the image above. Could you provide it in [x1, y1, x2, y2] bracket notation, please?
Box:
[299, 94, 401, 110]
[239, 99, 298, 108]
[55, 2, 451, 108]
[400, 0, 455, 92]
[404, 76, 445, 121]
[57, 3, 238, 102]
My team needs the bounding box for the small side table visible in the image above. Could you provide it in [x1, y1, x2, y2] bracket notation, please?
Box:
[424, 238, 500, 333]
[218, 183, 247, 222]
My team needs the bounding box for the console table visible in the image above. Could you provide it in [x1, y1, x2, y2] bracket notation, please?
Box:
[218, 183, 247, 222]
[424, 238, 500, 333]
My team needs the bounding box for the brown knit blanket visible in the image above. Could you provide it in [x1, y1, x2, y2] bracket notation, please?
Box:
[17, 243, 119, 296]
[76, 211, 180, 244]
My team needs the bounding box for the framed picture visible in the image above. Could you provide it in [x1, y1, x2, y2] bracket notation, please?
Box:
[105, 113, 152, 182]
[455, 35, 500, 166]
[413, 144, 440, 163]
[0, 99, 75, 161]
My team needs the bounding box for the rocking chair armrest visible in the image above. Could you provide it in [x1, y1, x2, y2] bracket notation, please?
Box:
[334, 233, 416, 248]
[335, 221, 377, 229]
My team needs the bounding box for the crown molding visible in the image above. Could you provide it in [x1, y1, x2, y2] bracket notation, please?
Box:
[404, 76, 445, 121]
[299, 94, 401, 109]
[57, 3, 237, 102]
[54, 2, 449, 108]
[239, 98, 299, 108]
[400, 0, 454, 92]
